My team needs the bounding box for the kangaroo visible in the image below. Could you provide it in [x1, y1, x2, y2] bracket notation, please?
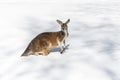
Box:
[21, 19, 70, 56]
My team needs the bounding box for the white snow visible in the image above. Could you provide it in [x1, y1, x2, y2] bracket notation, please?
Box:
[0, 0, 120, 80]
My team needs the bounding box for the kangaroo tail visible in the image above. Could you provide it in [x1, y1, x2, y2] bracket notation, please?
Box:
[21, 45, 31, 57]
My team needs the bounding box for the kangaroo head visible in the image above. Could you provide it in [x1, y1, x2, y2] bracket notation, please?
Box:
[56, 19, 70, 33]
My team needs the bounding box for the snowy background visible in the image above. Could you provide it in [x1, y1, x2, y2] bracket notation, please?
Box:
[0, 0, 120, 80]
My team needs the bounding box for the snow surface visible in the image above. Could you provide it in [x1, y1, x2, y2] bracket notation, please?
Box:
[0, 0, 120, 80]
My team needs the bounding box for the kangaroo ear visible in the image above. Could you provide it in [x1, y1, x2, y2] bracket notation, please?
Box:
[65, 19, 70, 24]
[56, 20, 63, 25]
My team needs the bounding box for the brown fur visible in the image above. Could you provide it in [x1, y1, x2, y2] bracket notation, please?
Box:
[21, 19, 70, 56]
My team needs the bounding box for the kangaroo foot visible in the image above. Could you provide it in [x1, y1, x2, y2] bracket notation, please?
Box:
[60, 48, 65, 54]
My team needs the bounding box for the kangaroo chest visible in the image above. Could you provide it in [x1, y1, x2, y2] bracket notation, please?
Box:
[64, 30, 68, 40]
[57, 31, 67, 42]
